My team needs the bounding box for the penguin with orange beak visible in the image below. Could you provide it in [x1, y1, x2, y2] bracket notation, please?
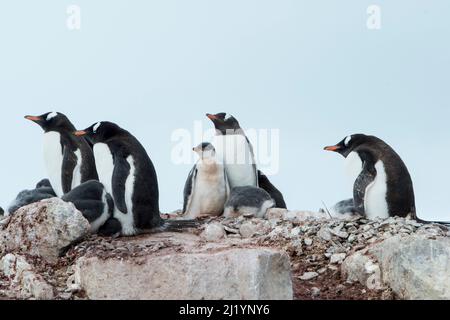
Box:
[24, 112, 98, 197]
[324, 134, 416, 220]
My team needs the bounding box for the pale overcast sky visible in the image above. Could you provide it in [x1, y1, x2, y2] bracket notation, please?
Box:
[0, 1, 449, 220]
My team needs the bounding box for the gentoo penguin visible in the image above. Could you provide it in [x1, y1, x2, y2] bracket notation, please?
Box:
[183, 142, 229, 219]
[206, 113, 258, 189]
[61, 180, 117, 235]
[257, 170, 287, 209]
[324, 134, 416, 220]
[224, 186, 275, 218]
[6, 179, 57, 215]
[25, 112, 98, 197]
[75, 121, 196, 236]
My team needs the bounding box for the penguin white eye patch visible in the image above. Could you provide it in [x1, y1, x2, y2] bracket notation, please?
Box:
[93, 122, 102, 133]
[344, 136, 352, 146]
[46, 112, 58, 121]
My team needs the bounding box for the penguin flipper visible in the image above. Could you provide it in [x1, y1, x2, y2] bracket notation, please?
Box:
[353, 152, 377, 215]
[182, 165, 197, 214]
[112, 156, 130, 213]
[62, 147, 78, 194]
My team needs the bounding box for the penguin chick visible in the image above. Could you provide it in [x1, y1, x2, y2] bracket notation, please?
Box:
[224, 186, 275, 218]
[6, 179, 57, 215]
[183, 142, 229, 219]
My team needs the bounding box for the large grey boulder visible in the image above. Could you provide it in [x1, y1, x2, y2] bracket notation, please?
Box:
[73, 233, 293, 300]
[0, 198, 90, 264]
[342, 234, 450, 300]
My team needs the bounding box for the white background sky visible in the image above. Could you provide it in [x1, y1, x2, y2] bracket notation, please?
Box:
[0, 1, 449, 220]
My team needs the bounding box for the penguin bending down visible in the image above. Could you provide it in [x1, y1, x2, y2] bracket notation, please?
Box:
[183, 143, 229, 219]
[7, 179, 57, 215]
[257, 170, 287, 209]
[75, 121, 197, 236]
[224, 186, 275, 218]
[61, 180, 116, 234]
[324, 134, 416, 220]
[206, 113, 258, 189]
[25, 112, 98, 197]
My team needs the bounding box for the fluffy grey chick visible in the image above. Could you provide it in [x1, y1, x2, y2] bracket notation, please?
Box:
[224, 186, 275, 218]
[7, 179, 57, 215]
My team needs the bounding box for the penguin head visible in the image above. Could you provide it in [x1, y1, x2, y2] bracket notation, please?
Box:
[206, 112, 242, 135]
[25, 112, 75, 132]
[324, 134, 367, 158]
[193, 142, 216, 159]
[74, 121, 121, 144]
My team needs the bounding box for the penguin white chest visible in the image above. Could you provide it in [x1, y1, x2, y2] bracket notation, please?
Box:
[212, 135, 257, 188]
[43, 131, 64, 197]
[344, 151, 363, 183]
[93, 143, 114, 195]
[364, 161, 389, 219]
[186, 161, 228, 218]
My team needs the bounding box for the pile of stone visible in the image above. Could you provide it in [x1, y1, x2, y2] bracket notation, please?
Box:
[0, 199, 449, 300]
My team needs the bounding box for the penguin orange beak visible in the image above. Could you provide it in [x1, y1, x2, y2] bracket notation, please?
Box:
[74, 130, 87, 137]
[206, 113, 218, 120]
[24, 115, 42, 122]
[324, 145, 340, 152]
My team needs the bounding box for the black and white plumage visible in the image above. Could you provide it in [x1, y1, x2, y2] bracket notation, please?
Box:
[224, 186, 275, 218]
[206, 113, 258, 189]
[6, 179, 57, 215]
[324, 134, 416, 220]
[25, 112, 98, 197]
[183, 143, 229, 219]
[76, 121, 196, 236]
[61, 180, 115, 234]
[257, 170, 287, 209]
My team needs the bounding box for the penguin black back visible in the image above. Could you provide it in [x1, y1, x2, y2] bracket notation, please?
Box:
[257, 170, 287, 209]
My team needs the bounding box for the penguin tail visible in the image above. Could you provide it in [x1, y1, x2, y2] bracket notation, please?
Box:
[415, 217, 450, 230]
[159, 218, 200, 232]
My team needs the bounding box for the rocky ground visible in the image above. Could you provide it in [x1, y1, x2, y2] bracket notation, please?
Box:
[0, 199, 449, 300]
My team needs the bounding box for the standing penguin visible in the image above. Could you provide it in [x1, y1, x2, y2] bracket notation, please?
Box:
[206, 113, 258, 188]
[75, 121, 196, 236]
[324, 134, 416, 220]
[25, 112, 98, 197]
[183, 142, 229, 219]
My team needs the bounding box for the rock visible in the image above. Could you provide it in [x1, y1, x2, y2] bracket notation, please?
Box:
[370, 234, 450, 300]
[239, 222, 257, 238]
[0, 198, 90, 264]
[317, 226, 332, 241]
[0, 254, 54, 299]
[284, 211, 329, 223]
[201, 222, 226, 241]
[330, 253, 346, 264]
[299, 272, 319, 281]
[311, 287, 321, 297]
[74, 242, 293, 300]
[341, 250, 383, 291]
[265, 208, 288, 220]
[304, 238, 313, 246]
